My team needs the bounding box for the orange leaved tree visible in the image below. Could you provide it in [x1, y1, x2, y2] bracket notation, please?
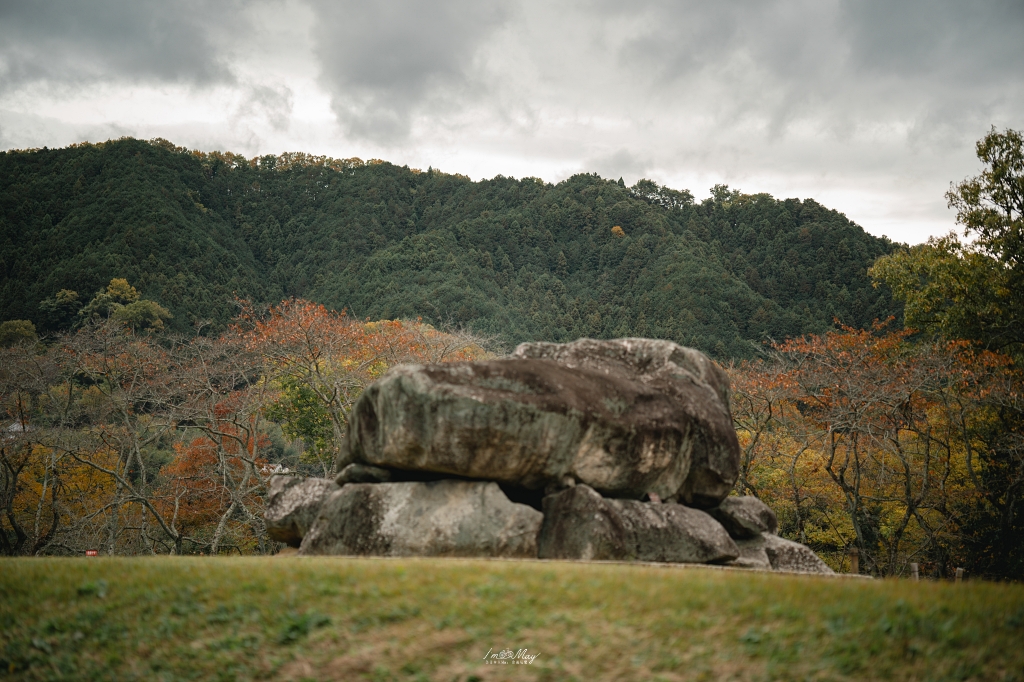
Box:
[730, 321, 1021, 577]
[1, 317, 281, 556]
[242, 299, 490, 476]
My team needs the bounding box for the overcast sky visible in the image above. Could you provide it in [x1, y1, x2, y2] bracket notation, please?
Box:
[2, 0, 1022, 245]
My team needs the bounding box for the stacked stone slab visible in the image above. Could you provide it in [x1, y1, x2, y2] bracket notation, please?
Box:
[300, 480, 542, 558]
[537, 484, 739, 564]
[264, 338, 833, 574]
[706, 495, 833, 573]
[265, 475, 339, 547]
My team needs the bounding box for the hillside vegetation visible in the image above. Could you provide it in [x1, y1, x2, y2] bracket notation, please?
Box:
[0, 138, 900, 357]
[1, 131, 1022, 582]
[3, 557, 1023, 681]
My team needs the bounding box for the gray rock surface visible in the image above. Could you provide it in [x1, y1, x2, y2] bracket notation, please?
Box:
[343, 338, 738, 504]
[515, 338, 739, 507]
[731, 538, 772, 569]
[537, 484, 739, 564]
[733, 534, 834, 573]
[763, 534, 834, 573]
[708, 496, 779, 539]
[265, 475, 339, 547]
[299, 480, 543, 558]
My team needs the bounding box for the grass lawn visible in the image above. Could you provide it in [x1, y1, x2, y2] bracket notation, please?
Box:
[2, 556, 1022, 681]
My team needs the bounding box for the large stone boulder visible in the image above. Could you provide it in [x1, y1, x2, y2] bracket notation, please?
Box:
[299, 480, 543, 558]
[707, 496, 778, 539]
[735, 534, 835, 574]
[514, 338, 739, 507]
[536, 484, 739, 564]
[265, 475, 340, 547]
[343, 338, 739, 505]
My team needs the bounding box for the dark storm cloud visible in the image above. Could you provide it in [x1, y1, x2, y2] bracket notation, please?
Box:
[840, 0, 1024, 79]
[0, 0, 241, 88]
[306, 0, 511, 142]
[607, 0, 1024, 80]
[601, 0, 1024, 133]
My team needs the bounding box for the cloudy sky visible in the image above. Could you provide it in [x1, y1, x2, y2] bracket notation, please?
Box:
[2, 0, 1022, 244]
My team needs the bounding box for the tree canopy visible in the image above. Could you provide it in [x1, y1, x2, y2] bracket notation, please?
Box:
[872, 127, 1024, 356]
[0, 137, 901, 358]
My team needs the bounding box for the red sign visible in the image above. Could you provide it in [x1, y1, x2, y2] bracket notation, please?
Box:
[85, 550, 98, 557]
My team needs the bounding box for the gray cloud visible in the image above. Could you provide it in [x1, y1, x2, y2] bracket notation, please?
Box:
[840, 0, 1024, 79]
[603, 0, 1024, 133]
[585, 148, 652, 184]
[0, 0, 241, 88]
[307, 0, 511, 142]
[233, 83, 294, 132]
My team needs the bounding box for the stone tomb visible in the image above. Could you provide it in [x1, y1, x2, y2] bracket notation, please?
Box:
[265, 338, 833, 574]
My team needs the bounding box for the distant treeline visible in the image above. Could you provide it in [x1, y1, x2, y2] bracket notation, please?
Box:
[0, 137, 901, 357]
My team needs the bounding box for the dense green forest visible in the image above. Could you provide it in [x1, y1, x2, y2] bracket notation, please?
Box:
[0, 137, 900, 357]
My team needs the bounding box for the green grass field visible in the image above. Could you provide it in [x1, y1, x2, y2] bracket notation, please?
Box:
[2, 557, 1022, 681]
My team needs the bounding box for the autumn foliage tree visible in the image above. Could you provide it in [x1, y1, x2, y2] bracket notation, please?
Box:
[730, 322, 1024, 578]
[1, 294, 490, 555]
[151, 329, 273, 555]
[242, 299, 489, 476]
[0, 315, 272, 555]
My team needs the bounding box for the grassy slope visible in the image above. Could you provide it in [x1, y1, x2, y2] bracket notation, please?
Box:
[2, 557, 1022, 682]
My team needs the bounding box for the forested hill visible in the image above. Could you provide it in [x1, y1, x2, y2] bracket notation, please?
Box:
[0, 137, 901, 357]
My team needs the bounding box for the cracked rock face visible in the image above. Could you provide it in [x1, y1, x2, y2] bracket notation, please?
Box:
[299, 480, 543, 558]
[265, 475, 340, 548]
[708, 496, 779, 539]
[536, 484, 739, 564]
[515, 338, 739, 507]
[343, 338, 739, 505]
